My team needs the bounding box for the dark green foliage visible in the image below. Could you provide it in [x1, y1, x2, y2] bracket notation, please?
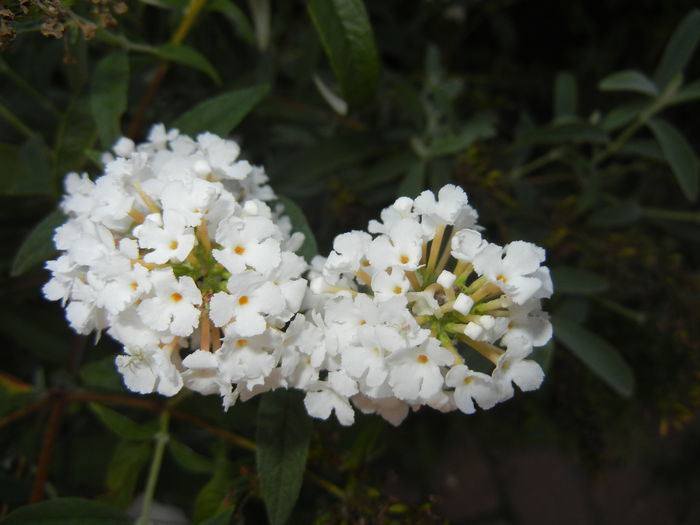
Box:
[2, 2, 700, 524]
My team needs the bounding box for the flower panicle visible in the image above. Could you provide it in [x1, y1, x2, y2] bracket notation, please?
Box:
[44, 127, 553, 427]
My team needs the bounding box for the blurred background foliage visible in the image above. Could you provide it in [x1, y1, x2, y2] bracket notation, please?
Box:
[1, 1, 700, 524]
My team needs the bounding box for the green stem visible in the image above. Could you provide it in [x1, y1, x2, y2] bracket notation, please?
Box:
[592, 74, 683, 167]
[136, 410, 170, 525]
[510, 147, 566, 180]
[642, 207, 700, 223]
[0, 101, 33, 138]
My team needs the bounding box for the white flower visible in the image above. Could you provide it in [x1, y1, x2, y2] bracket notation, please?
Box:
[474, 241, 548, 304]
[209, 272, 285, 336]
[138, 269, 202, 337]
[135, 213, 196, 264]
[492, 336, 544, 401]
[387, 339, 453, 402]
[213, 215, 281, 275]
[304, 371, 358, 426]
[445, 365, 499, 414]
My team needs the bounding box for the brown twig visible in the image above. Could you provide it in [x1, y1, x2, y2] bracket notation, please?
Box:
[0, 398, 51, 431]
[29, 396, 65, 503]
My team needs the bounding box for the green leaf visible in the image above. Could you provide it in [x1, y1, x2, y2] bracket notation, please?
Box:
[0, 138, 54, 196]
[553, 298, 590, 325]
[647, 117, 699, 201]
[3, 498, 131, 525]
[90, 52, 129, 149]
[156, 43, 221, 85]
[553, 316, 635, 397]
[276, 195, 318, 263]
[550, 266, 609, 294]
[200, 509, 235, 525]
[0, 144, 26, 195]
[308, 0, 380, 108]
[103, 441, 152, 508]
[668, 78, 700, 105]
[600, 101, 646, 132]
[256, 390, 312, 525]
[653, 8, 700, 89]
[587, 200, 641, 228]
[396, 161, 425, 199]
[598, 70, 659, 97]
[89, 403, 157, 441]
[54, 99, 97, 177]
[617, 139, 665, 162]
[19, 135, 54, 195]
[0, 308, 71, 364]
[168, 439, 215, 474]
[11, 209, 64, 276]
[173, 84, 270, 137]
[79, 357, 126, 392]
[553, 71, 577, 122]
[530, 340, 554, 373]
[428, 112, 496, 157]
[208, 0, 256, 47]
[193, 460, 234, 523]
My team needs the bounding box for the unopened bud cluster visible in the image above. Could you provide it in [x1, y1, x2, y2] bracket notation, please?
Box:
[44, 126, 552, 426]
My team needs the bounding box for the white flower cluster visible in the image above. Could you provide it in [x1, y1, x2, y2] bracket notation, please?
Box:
[302, 185, 553, 425]
[43, 125, 307, 403]
[44, 126, 553, 426]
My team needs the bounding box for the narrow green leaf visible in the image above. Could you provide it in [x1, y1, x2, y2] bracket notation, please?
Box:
[193, 461, 234, 523]
[0, 144, 26, 195]
[553, 298, 590, 325]
[208, 0, 256, 47]
[90, 52, 129, 149]
[428, 112, 496, 157]
[647, 117, 699, 201]
[587, 200, 641, 228]
[553, 316, 635, 397]
[54, 99, 97, 177]
[173, 84, 270, 137]
[11, 209, 64, 277]
[157, 43, 221, 85]
[103, 441, 152, 508]
[168, 439, 215, 474]
[276, 195, 318, 263]
[79, 357, 126, 392]
[308, 0, 380, 108]
[19, 135, 54, 195]
[553, 71, 577, 121]
[600, 101, 646, 132]
[530, 340, 554, 373]
[0, 138, 54, 196]
[396, 161, 425, 199]
[653, 8, 700, 88]
[668, 78, 700, 105]
[598, 70, 659, 97]
[550, 266, 609, 294]
[200, 509, 235, 525]
[256, 390, 312, 525]
[3, 498, 131, 525]
[89, 403, 157, 441]
[617, 139, 665, 162]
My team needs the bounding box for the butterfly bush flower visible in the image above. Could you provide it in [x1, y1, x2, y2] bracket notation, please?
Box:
[44, 125, 308, 403]
[44, 127, 552, 426]
[304, 184, 553, 426]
